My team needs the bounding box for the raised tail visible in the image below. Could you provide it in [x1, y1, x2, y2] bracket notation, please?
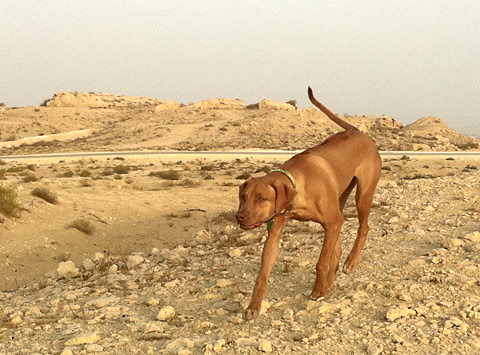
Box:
[308, 86, 358, 131]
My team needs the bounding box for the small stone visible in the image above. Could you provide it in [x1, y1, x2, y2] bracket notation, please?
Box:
[386, 306, 416, 322]
[228, 248, 242, 257]
[213, 339, 226, 352]
[65, 333, 100, 346]
[127, 254, 144, 268]
[260, 300, 271, 314]
[464, 232, 480, 243]
[146, 297, 160, 306]
[108, 264, 118, 273]
[157, 306, 175, 321]
[151, 247, 160, 255]
[367, 343, 383, 355]
[85, 296, 119, 308]
[258, 339, 272, 353]
[442, 238, 463, 249]
[10, 315, 22, 325]
[60, 350, 74, 355]
[195, 230, 213, 243]
[57, 261, 79, 278]
[85, 344, 103, 352]
[145, 322, 165, 333]
[83, 258, 96, 271]
[388, 216, 399, 224]
[93, 252, 104, 262]
[216, 279, 233, 288]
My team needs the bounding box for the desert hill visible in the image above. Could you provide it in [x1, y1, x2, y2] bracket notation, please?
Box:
[0, 92, 478, 154]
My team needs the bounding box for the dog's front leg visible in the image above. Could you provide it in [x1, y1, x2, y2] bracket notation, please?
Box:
[311, 220, 343, 299]
[244, 215, 287, 320]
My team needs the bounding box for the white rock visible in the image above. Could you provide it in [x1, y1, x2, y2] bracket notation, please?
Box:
[216, 279, 233, 287]
[108, 264, 118, 273]
[157, 306, 175, 321]
[60, 350, 74, 355]
[388, 216, 399, 224]
[228, 248, 242, 257]
[57, 261, 79, 278]
[65, 333, 100, 346]
[258, 339, 273, 353]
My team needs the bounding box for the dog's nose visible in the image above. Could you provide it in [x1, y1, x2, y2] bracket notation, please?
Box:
[235, 212, 245, 224]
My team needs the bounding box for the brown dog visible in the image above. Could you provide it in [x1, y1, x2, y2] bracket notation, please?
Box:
[236, 87, 381, 320]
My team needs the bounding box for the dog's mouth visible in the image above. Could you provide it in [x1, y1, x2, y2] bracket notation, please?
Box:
[238, 221, 263, 230]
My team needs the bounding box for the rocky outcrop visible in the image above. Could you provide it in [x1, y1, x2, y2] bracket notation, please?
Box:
[43, 92, 164, 108]
[154, 100, 181, 111]
[258, 99, 295, 111]
[189, 98, 245, 110]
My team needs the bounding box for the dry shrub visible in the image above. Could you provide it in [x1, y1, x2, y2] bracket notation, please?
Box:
[0, 187, 21, 218]
[23, 174, 39, 183]
[67, 219, 95, 235]
[113, 165, 129, 174]
[178, 178, 201, 187]
[149, 170, 181, 180]
[31, 187, 58, 204]
[236, 172, 251, 180]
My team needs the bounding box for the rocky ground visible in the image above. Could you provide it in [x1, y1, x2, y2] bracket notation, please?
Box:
[1, 156, 479, 354]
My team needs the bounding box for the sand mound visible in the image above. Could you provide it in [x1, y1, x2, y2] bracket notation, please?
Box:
[43, 92, 165, 108]
[404, 116, 457, 135]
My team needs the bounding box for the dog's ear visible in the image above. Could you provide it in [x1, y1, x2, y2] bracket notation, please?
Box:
[272, 180, 296, 214]
[239, 180, 249, 196]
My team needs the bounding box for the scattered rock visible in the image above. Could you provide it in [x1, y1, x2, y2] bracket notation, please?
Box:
[157, 306, 175, 321]
[65, 333, 100, 346]
[56, 260, 79, 278]
[258, 339, 273, 353]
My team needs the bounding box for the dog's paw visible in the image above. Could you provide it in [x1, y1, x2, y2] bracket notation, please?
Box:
[243, 308, 259, 321]
[343, 255, 359, 274]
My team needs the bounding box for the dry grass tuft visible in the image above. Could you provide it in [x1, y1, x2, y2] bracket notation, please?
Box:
[0, 187, 21, 218]
[67, 219, 95, 235]
[149, 170, 181, 180]
[23, 174, 39, 183]
[31, 187, 58, 204]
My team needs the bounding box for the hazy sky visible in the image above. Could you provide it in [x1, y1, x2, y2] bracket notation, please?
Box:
[2, 1, 479, 134]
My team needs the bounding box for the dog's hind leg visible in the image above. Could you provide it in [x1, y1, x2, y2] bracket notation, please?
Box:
[327, 178, 357, 286]
[343, 173, 379, 274]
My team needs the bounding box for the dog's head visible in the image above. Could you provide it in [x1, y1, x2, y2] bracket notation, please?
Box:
[235, 175, 296, 230]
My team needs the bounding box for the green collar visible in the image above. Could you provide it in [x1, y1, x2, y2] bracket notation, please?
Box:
[271, 169, 296, 189]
